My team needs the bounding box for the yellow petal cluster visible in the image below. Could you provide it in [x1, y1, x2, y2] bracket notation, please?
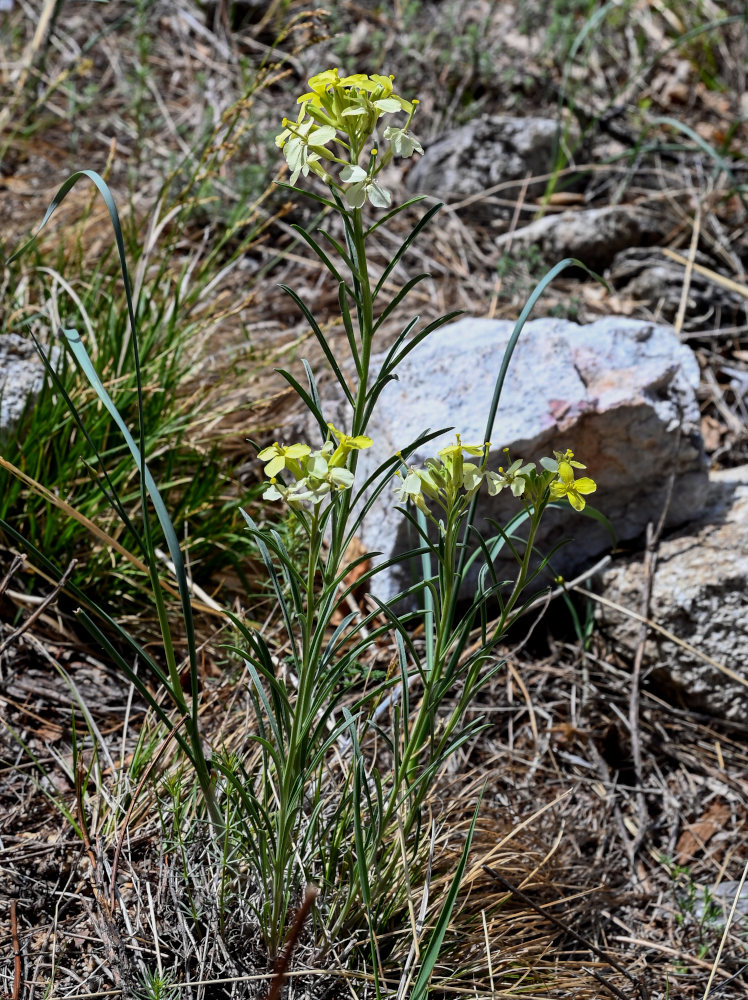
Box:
[276, 68, 421, 209]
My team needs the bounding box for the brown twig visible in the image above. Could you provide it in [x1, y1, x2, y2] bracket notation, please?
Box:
[0, 559, 77, 655]
[0, 554, 26, 597]
[10, 899, 22, 1000]
[267, 885, 318, 1000]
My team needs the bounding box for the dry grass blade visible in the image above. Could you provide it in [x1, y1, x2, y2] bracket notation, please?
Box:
[0, 558, 76, 655]
[482, 865, 649, 1000]
[663, 247, 748, 300]
[703, 859, 748, 1000]
[108, 713, 189, 910]
[0, 456, 226, 619]
[580, 589, 748, 690]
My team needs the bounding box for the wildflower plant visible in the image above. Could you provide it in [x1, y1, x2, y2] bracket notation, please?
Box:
[3, 66, 606, 993]
[230, 67, 603, 974]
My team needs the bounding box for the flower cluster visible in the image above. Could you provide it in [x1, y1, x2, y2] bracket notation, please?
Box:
[393, 435, 486, 515]
[276, 68, 422, 208]
[394, 441, 597, 518]
[259, 424, 372, 508]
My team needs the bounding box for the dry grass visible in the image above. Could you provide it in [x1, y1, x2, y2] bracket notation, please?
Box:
[1, 1, 748, 998]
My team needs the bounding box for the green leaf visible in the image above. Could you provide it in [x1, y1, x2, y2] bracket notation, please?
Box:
[363, 194, 429, 237]
[291, 224, 355, 288]
[274, 367, 328, 440]
[372, 273, 429, 334]
[278, 285, 355, 405]
[408, 799, 480, 1000]
[373, 202, 443, 299]
[339, 281, 363, 378]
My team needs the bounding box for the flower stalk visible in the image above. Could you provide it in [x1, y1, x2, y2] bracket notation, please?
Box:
[237, 67, 602, 960]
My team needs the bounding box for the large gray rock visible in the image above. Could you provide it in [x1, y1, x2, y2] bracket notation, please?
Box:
[405, 116, 571, 218]
[0, 334, 53, 439]
[322, 316, 707, 603]
[596, 465, 748, 721]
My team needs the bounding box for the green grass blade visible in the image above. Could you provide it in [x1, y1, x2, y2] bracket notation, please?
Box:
[650, 115, 747, 210]
[408, 798, 481, 1000]
[27, 334, 142, 547]
[344, 708, 372, 909]
[60, 327, 199, 663]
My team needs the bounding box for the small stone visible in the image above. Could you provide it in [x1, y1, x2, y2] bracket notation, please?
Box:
[494, 206, 664, 271]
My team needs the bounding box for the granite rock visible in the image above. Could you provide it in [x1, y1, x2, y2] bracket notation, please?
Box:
[0, 334, 56, 440]
[596, 465, 748, 721]
[405, 116, 572, 219]
[319, 316, 707, 603]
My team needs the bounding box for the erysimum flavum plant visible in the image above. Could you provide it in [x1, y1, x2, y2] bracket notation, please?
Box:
[3, 66, 606, 995]
[226, 66, 603, 982]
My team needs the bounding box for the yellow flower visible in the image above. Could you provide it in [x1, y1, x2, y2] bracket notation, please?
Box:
[327, 423, 373, 467]
[339, 72, 377, 91]
[257, 442, 310, 479]
[383, 125, 423, 157]
[298, 68, 342, 107]
[486, 458, 535, 498]
[292, 69, 414, 141]
[549, 460, 597, 511]
[437, 435, 486, 491]
[340, 164, 391, 208]
[275, 106, 336, 185]
[393, 467, 429, 513]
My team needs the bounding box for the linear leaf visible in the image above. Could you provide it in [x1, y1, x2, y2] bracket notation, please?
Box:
[278, 285, 354, 405]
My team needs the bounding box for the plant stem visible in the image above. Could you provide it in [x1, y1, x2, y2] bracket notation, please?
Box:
[269, 506, 322, 954]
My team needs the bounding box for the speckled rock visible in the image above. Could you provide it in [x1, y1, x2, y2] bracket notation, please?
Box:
[319, 315, 707, 603]
[0, 334, 56, 439]
[405, 116, 572, 218]
[494, 206, 665, 271]
[596, 465, 748, 721]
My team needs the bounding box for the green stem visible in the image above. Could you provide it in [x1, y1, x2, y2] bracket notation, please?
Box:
[148, 558, 222, 832]
[499, 499, 545, 630]
[269, 506, 322, 954]
[351, 206, 375, 435]
[331, 205, 374, 569]
[393, 503, 461, 799]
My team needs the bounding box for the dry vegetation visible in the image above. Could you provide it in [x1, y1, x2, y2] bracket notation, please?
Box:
[1, 2, 748, 999]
